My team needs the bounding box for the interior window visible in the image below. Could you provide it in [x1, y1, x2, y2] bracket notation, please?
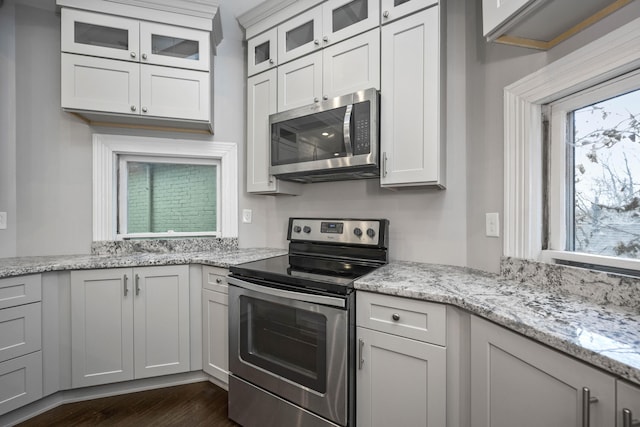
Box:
[118, 155, 221, 238]
[548, 70, 640, 264]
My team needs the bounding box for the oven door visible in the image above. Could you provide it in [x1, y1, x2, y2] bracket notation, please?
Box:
[228, 277, 348, 426]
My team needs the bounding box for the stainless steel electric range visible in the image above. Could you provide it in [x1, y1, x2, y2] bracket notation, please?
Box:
[227, 218, 389, 427]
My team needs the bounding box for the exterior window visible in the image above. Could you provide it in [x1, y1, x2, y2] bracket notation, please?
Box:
[118, 156, 221, 238]
[548, 70, 640, 266]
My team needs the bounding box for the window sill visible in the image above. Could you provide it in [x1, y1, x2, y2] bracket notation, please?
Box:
[541, 250, 640, 276]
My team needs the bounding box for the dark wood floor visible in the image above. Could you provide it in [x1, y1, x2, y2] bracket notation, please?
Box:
[18, 382, 240, 427]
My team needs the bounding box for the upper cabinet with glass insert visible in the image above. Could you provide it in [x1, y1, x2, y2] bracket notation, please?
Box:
[62, 9, 210, 71]
[248, 28, 278, 77]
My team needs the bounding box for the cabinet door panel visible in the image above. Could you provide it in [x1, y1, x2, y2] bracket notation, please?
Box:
[278, 5, 323, 64]
[0, 274, 41, 310]
[356, 327, 446, 427]
[380, 7, 442, 187]
[248, 28, 278, 77]
[470, 316, 616, 427]
[247, 70, 278, 193]
[0, 303, 41, 363]
[62, 53, 140, 115]
[322, 29, 380, 100]
[140, 22, 210, 71]
[71, 269, 134, 388]
[61, 8, 139, 62]
[140, 65, 209, 121]
[380, 0, 438, 24]
[202, 289, 228, 384]
[134, 266, 190, 379]
[0, 352, 42, 416]
[277, 51, 323, 111]
[323, 0, 379, 45]
[617, 380, 640, 427]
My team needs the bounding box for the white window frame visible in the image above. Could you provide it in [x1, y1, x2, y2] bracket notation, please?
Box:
[117, 154, 222, 239]
[504, 16, 640, 267]
[93, 134, 238, 241]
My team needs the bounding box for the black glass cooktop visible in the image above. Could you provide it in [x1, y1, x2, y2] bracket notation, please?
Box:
[229, 254, 380, 295]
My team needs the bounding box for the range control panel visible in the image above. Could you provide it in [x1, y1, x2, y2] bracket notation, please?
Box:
[288, 218, 388, 247]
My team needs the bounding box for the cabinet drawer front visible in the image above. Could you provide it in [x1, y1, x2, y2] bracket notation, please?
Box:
[0, 303, 41, 363]
[356, 291, 446, 346]
[61, 8, 139, 62]
[61, 53, 140, 115]
[0, 274, 41, 310]
[0, 351, 43, 416]
[202, 266, 229, 294]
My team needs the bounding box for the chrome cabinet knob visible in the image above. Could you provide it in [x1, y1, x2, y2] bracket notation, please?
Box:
[142, 107, 148, 113]
[130, 52, 137, 58]
[269, 59, 275, 64]
[314, 39, 320, 45]
[142, 53, 148, 60]
[130, 105, 137, 112]
[314, 97, 319, 102]
[216, 278, 222, 284]
[383, 10, 390, 18]
[323, 95, 328, 100]
[392, 313, 400, 321]
[323, 36, 328, 42]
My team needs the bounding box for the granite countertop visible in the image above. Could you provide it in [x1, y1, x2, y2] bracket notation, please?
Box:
[0, 248, 287, 279]
[355, 261, 640, 386]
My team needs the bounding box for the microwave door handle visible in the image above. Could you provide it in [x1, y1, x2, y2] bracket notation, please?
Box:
[343, 104, 354, 157]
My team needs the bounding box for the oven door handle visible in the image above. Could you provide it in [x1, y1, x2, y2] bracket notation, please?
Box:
[227, 277, 346, 309]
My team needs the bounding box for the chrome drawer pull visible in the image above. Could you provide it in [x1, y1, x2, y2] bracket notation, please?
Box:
[582, 387, 598, 427]
[358, 339, 365, 370]
[135, 274, 141, 296]
[392, 313, 400, 321]
[123, 274, 129, 296]
[623, 408, 640, 427]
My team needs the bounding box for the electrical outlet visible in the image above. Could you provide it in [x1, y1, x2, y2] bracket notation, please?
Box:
[242, 209, 253, 224]
[0, 212, 6, 230]
[485, 212, 499, 237]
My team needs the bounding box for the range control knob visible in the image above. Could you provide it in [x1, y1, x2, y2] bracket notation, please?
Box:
[354, 227, 363, 237]
[293, 225, 302, 233]
[303, 226, 311, 234]
[366, 228, 376, 238]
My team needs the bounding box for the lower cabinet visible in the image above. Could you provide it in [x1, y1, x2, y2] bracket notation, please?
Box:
[470, 315, 616, 427]
[356, 291, 447, 427]
[617, 380, 640, 427]
[70, 265, 190, 388]
[0, 274, 43, 416]
[201, 266, 229, 385]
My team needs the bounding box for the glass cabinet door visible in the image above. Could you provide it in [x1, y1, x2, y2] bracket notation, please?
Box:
[322, 0, 379, 45]
[61, 8, 139, 62]
[140, 22, 210, 71]
[380, 0, 438, 24]
[248, 28, 278, 77]
[277, 5, 323, 65]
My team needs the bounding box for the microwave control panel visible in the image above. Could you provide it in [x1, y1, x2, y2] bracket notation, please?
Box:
[353, 102, 371, 155]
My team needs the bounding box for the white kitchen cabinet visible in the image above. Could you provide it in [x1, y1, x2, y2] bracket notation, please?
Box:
[380, 5, 445, 188]
[0, 274, 43, 416]
[71, 265, 190, 388]
[202, 266, 229, 385]
[356, 291, 447, 427]
[248, 28, 278, 77]
[247, 69, 302, 195]
[470, 315, 616, 427]
[617, 380, 640, 427]
[62, 54, 209, 121]
[482, 0, 532, 39]
[277, 29, 380, 111]
[322, 0, 379, 46]
[277, 4, 323, 65]
[380, 0, 438, 24]
[62, 8, 210, 71]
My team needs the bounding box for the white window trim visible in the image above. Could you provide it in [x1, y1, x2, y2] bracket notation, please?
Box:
[93, 134, 238, 241]
[504, 16, 640, 261]
[117, 154, 222, 239]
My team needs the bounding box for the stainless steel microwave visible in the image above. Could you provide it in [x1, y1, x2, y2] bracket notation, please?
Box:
[269, 88, 379, 183]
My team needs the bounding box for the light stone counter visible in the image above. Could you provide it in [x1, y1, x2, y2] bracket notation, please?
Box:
[355, 261, 640, 386]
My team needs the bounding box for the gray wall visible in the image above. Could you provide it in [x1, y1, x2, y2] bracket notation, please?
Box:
[1, 0, 639, 272]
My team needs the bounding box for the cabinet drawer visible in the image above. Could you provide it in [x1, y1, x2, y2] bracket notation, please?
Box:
[0, 303, 41, 363]
[356, 291, 446, 346]
[0, 351, 43, 416]
[0, 275, 41, 310]
[203, 266, 229, 294]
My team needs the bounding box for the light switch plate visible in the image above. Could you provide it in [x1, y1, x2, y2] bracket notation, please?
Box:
[242, 209, 252, 224]
[0, 212, 6, 230]
[485, 212, 499, 237]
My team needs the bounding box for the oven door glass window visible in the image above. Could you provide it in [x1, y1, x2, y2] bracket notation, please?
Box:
[240, 296, 327, 393]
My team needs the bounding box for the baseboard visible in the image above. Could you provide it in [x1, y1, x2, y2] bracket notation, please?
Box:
[0, 371, 210, 427]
